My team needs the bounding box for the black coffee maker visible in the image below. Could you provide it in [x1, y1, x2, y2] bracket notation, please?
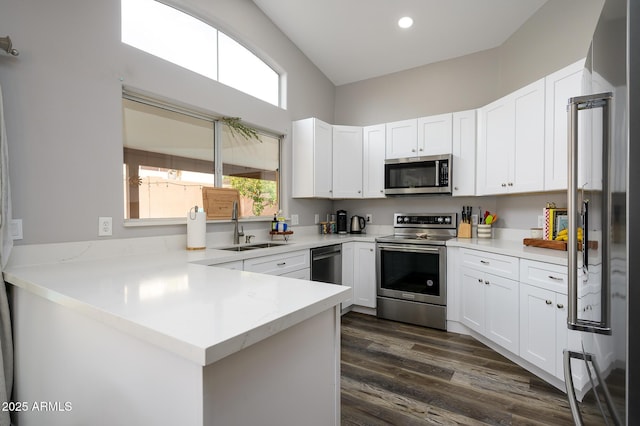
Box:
[336, 210, 348, 234]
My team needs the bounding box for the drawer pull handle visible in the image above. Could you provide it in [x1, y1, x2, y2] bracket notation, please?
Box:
[546, 300, 553, 305]
[548, 275, 563, 281]
[557, 303, 565, 309]
[277, 262, 287, 266]
[480, 260, 490, 265]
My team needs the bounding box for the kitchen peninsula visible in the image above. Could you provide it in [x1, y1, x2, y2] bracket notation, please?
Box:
[4, 237, 350, 426]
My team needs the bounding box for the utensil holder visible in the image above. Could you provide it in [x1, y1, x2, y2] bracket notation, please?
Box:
[477, 224, 492, 239]
[458, 222, 472, 238]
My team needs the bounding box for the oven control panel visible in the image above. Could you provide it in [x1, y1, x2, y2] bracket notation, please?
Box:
[394, 213, 457, 228]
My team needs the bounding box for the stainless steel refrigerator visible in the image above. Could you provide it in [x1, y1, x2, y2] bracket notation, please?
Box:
[563, 0, 632, 423]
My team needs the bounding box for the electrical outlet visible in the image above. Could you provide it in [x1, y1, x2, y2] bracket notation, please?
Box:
[538, 215, 544, 228]
[98, 217, 112, 236]
[366, 213, 373, 223]
[10, 219, 23, 240]
[471, 214, 478, 225]
[314, 213, 319, 224]
[291, 214, 299, 225]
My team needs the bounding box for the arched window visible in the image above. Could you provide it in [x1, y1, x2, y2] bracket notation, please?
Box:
[121, 0, 280, 107]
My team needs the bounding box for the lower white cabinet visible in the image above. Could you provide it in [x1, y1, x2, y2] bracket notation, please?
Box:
[341, 243, 355, 308]
[461, 267, 519, 353]
[243, 250, 310, 277]
[342, 242, 376, 309]
[214, 260, 243, 270]
[280, 268, 310, 280]
[519, 283, 567, 379]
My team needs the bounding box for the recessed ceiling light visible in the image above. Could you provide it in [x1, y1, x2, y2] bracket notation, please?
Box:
[398, 16, 413, 29]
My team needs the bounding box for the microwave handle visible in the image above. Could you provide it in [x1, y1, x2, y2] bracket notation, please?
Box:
[434, 160, 440, 187]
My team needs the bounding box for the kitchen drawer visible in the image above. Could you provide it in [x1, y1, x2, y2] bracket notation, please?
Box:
[212, 260, 243, 270]
[520, 259, 568, 294]
[280, 267, 310, 280]
[243, 249, 310, 276]
[460, 249, 519, 280]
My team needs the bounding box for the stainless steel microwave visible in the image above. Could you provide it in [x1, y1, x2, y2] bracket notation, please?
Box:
[384, 154, 452, 195]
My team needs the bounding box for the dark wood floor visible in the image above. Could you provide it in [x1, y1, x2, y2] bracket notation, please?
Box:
[340, 312, 613, 425]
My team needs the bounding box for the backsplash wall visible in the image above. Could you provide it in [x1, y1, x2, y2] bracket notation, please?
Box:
[331, 192, 567, 231]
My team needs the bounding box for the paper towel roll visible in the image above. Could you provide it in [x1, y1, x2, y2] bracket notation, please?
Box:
[187, 209, 206, 250]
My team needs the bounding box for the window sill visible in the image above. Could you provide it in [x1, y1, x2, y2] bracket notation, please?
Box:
[123, 216, 273, 227]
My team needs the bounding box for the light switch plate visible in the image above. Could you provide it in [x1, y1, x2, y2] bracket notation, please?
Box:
[291, 214, 299, 225]
[538, 215, 544, 228]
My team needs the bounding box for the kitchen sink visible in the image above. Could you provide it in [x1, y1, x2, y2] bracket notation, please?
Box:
[217, 242, 287, 251]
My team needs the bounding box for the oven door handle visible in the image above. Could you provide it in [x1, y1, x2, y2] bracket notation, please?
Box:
[377, 243, 442, 254]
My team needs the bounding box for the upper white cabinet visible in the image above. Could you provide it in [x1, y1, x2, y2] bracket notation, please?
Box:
[292, 118, 332, 198]
[386, 115, 453, 159]
[544, 58, 585, 190]
[451, 110, 476, 196]
[362, 124, 386, 198]
[332, 125, 363, 198]
[417, 113, 453, 156]
[385, 119, 418, 159]
[477, 78, 545, 195]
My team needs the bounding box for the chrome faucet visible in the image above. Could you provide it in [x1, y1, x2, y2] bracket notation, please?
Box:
[232, 201, 244, 244]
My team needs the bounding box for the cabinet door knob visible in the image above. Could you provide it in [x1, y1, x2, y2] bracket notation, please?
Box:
[508, 182, 513, 186]
[501, 183, 507, 187]
[477, 278, 483, 283]
[419, 148, 423, 151]
[557, 303, 564, 309]
[484, 280, 490, 285]
[454, 186, 459, 190]
[411, 149, 416, 152]
[546, 300, 553, 305]
[358, 190, 361, 193]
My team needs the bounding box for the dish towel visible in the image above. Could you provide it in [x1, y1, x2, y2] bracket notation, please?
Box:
[0, 84, 14, 426]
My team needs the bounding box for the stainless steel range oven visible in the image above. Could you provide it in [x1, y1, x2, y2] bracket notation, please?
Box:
[376, 213, 457, 330]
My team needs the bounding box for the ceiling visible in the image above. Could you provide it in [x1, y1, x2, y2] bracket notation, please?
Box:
[252, 0, 549, 86]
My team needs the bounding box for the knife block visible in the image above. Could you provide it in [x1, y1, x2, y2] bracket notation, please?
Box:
[458, 222, 471, 238]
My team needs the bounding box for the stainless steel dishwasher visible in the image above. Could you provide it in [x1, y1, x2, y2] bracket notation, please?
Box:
[310, 244, 342, 284]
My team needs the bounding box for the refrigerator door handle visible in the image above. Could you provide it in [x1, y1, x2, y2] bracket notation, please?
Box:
[567, 92, 613, 334]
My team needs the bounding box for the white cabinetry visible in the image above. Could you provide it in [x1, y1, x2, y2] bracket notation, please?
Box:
[362, 124, 386, 198]
[332, 125, 363, 198]
[460, 249, 519, 353]
[292, 118, 332, 198]
[544, 59, 585, 190]
[243, 250, 310, 277]
[477, 79, 545, 195]
[341, 243, 355, 308]
[342, 242, 376, 309]
[385, 119, 418, 159]
[417, 113, 453, 156]
[451, 110, 477, 196]
[214, 260, 243, 270]
[519, 259, 570, 380]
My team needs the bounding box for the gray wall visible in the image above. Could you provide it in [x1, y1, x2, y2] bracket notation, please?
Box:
[333, 0, 604, 229]
[0, 0, 605, 244]
[0, 0, 333, 244]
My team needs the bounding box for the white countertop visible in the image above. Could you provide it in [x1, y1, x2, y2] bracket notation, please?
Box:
[447, 237, 569, 265]
[3, 232, 377, 367]
[3, 228, 567, 367]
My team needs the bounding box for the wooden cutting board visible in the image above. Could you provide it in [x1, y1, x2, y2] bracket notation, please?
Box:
[523, 238, 598, 251]
[202, 187, 240, 220]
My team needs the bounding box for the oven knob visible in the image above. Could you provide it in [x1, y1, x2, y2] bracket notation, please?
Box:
[445, 217, 451, 224]
[397, 217, 403, 224]
[404, 217, 410, 223]
[437, 217, 443, 223]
